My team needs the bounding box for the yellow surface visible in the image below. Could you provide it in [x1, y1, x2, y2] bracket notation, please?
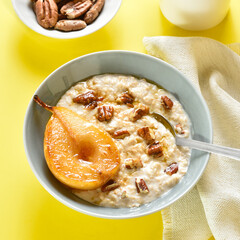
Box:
[1, 0, 240, 239]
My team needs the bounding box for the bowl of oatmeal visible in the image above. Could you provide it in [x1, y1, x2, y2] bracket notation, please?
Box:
[24, 51, 212, 218]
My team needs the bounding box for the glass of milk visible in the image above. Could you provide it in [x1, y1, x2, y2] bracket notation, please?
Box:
[159, 0, 231, 31]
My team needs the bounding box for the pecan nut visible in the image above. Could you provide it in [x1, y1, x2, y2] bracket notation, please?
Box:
[116, 92, 134, 106]
[112, 129, 130, 139]
[84, 0, 105, 24]
[61, 0, 93, 19]
[57, 0, 72, 9]
[85, 101, 98, 109]
[101, 179, 120, 192]
[137, 127, 155, 144]
[161, 96, 173, 110]
[164, 162, 178, 175]
[97, 105, 114, 121]
[132, 104, 149, 122]
[125, 158, 143, 169]
[135, 178, 149, 193]
[73, 90, 97, 104]
[147, 141, 163, 157]
[35, 0, 58, 29]
[55, 19, 87, 31]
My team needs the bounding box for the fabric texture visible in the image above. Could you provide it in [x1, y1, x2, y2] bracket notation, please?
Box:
[143, 37, 240, 240]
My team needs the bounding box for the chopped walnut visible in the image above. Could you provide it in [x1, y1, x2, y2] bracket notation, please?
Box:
[97, 106, 114, 122]
[137, 127, 155, 144]
[147, 141, 163, 157]
[112, 129, 130, 139]
[101, 179, 120, 192]
[135, 178, 149, 193]
[125, 158, 143, 169]
[161, 95, 173, 110]
[132, 104, 149, 122]
[164, 162, 178, 175]
[116, 92, 134, 107]
[175, 123, 185, 134]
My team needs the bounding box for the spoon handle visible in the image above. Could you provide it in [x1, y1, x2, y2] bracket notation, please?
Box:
[176, 137, 240, 161]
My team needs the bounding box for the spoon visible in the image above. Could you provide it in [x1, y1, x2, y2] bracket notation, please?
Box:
[151, 112, 240, 161]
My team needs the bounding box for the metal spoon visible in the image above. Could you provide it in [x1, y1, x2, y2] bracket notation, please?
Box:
[151, 112, 240, 161]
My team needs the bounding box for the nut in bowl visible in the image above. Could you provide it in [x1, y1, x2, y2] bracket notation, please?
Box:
[12, 0, 122, 39]
[24, 51, 212, 218]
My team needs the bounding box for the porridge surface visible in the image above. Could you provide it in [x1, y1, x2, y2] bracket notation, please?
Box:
[57, 74, 190, 208]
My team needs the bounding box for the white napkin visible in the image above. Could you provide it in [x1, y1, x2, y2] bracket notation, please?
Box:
[143, 37, 240, 240]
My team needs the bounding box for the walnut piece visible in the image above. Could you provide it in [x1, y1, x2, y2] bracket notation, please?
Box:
[132, 104, 149, 122]
[164, 162, 178, 175]
[35, 0, 58, 29]
[161, 96, 173, 110]
[125, 158, 143, 169]
[175, 123, 185, 134]
[60, 0, 92, 19]
[112, 129, 130, 139]
[97, 106, 114, 122]
[135, 178, 149, 193]
[55, 19, 87, 31]
[116, 92, 134, 107]
[84, 0, 105, 24]
[137, 127, 155, 144]
[101, 179, 120, 192]
[147, 141, 163, 157]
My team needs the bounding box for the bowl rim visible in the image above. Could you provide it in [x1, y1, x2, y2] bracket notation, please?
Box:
[11, 0, 122, 39]
[23, 50, 213, 219]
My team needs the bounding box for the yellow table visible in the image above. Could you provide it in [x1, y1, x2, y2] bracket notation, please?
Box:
[1, 0, 239, 239]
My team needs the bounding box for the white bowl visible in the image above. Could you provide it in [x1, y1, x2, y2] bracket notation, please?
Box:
[12, 0, 122, 39]
[24, 51, 212, 218]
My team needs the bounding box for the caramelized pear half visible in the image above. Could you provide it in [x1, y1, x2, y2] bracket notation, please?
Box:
[34, 96, 120, 190]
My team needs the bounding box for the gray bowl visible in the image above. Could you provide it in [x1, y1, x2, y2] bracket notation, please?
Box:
[23, 51, 212, 219]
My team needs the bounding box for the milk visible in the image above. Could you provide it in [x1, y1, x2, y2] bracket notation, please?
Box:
[160, 0, 231, 31]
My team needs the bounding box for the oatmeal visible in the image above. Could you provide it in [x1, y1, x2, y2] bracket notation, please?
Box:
[57, 74, 190, 208]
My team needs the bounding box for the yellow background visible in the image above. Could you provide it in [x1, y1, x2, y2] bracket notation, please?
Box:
[1, 0, 240, 239]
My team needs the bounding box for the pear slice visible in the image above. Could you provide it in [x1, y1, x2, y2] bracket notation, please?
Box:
[34, 95, 120, 190]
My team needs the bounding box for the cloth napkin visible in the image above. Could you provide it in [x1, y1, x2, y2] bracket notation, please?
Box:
[143, 37, 240, 240]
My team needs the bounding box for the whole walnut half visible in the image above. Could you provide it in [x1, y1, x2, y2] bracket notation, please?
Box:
[35, 0, 58, 29]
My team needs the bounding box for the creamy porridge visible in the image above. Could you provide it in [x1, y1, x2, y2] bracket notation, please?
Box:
[57, 74, 190, 208]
